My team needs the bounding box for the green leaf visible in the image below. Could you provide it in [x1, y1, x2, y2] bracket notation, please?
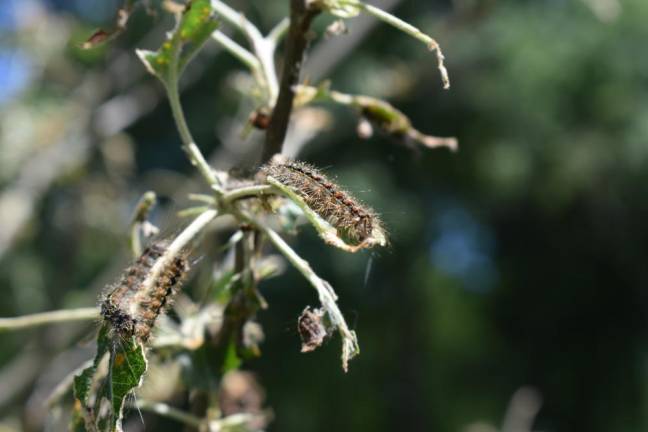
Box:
[72, 325, 111, 430]
[102, 339, 147, 431]
[72, 324, 148, 431]
[137, 0, 219, 84]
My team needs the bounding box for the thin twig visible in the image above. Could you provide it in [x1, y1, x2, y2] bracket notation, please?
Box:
[222, 184, 274, 202]
[166, 74, 223, 193]
[211, 31, 262, 72]
[267, 17, 290, 45]
[135, 400, 204, 429]
[0, 308, 100, 333]
[139, 209, 219, 302]
[210, 0, 280, 102]
[262, 0, 321, 163]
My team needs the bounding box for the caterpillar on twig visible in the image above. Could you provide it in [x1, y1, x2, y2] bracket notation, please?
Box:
[261, 159, 387, 251]
[101, 241, 189, 343]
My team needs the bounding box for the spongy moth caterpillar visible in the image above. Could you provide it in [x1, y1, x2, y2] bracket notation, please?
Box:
[101, 241, 189, 343]
[260, 159, 387, 250]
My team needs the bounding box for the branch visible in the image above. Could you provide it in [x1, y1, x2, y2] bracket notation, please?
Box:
[0, 308, 99, 333]
[262, 0, 321, 163]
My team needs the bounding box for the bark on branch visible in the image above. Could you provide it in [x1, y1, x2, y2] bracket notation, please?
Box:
[262, 0, 320, 163]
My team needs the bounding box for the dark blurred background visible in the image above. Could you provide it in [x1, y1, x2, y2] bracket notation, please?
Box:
[1, 0, 648, 431]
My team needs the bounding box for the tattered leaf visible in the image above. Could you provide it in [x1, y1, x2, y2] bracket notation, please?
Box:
[355, 95, 411, 135]
[72, 324, 112, 430]
[72, 324, 147, 431]
[356, 96, 457, 151]
[137, 0, 219, 83]
[104, 339, 147, 430]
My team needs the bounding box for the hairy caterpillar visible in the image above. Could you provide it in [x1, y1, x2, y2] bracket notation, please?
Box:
[101, 241, 189, 343]
[260, 159, 386, 248]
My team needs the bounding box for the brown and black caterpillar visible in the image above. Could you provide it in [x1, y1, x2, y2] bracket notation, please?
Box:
[101, 241, 189, 343]
[260, 159, 387, 250]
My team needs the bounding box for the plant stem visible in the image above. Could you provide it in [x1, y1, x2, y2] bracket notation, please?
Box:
[222, 184, 274, 202]
[210, 1, 281, 103]
[251, 36, 280, 103]
[211, 31, 262, 72]
[135, 400, 204, 429]
[138, 209, 219, 301]
[166, 76, 223, 193]
[262, 0, 321, 163]
[0, 308, 99, 333]
[268, 17, 290, 45]
[167, 209, 219, 261]
[211, 1, 262, 40]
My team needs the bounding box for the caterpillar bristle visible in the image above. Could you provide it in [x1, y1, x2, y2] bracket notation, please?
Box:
[100, 241, 189, 343]
[260, 159, 386, 248]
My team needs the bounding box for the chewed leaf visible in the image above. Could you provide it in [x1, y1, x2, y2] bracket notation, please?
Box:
[137, 0, 219, 83]
[356, 95, 411, 135]
[72, 324, 147, 431]
[294, 85, 458, 152]
[354, 95, 458, 151]
[105, 340, 147, 430]
[72, 325, 111, 430]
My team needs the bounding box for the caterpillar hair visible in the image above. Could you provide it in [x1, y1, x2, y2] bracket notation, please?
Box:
[260, 159, 386, 248]
[101, 241, 189, 343]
